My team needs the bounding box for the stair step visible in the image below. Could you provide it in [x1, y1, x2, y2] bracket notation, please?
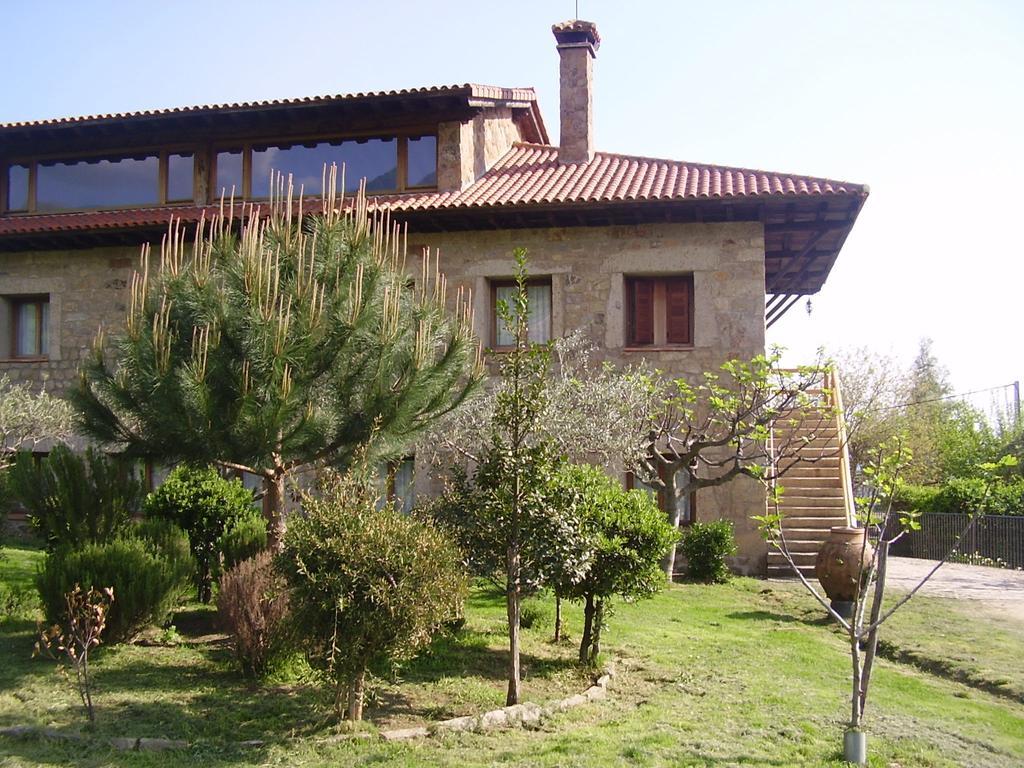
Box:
[772, 539, 825, 553]
[781, 464, 842, 477]
[780, 477, 843, 489]
[778, 495, 845, 507]
[777, 515, 849, 529]
[767, 564, 816, 578]
[768, 551, 818, 565]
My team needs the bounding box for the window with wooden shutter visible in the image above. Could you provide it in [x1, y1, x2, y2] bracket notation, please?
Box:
[665, 277, 692, 345]
[625, 275, 693, 347]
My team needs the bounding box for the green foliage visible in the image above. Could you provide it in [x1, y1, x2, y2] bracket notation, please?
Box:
[71, 178, 482, 547]
[217, 550, 291, 677]
[547, 464, 677, 663]
[278, 470, 467, 720]
[519, 596, 554, 630]
[7, 445, 140, 551]
[37, 527, 193, 643]
[679, 521, 737, 583]
[0, 374, 73, 474]
[914, 477, 1024, 516]
[217, 509, 268, 571]
[0, 581, 39, 623]
[144, 465, 256, 601]
[553, 464, 677, 601]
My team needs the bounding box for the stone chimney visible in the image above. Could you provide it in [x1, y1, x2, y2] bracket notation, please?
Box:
[552, 19, 600, 165]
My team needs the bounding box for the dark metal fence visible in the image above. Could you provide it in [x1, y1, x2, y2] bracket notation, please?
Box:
[891, 513, 1024, 570]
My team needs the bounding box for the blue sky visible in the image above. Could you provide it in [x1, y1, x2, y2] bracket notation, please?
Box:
[3, 0, 1021, 401]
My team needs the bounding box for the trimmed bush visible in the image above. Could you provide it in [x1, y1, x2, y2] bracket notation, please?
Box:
[8, 445, 140, 550]
[548, 464, 678, 664]
[278, 470, 467, 721]
[217, 551, 290, 677]
[679, 521, 737, 583]
[217, 510, 268, 573]
[144, 465, 257, 602]
[37, 528, 193, 643]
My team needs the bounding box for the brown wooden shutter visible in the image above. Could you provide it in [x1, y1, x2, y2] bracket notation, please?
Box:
[665, 277, 692, 345]
[629, 279, 655, 345]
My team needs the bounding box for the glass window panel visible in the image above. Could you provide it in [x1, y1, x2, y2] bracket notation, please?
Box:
[495, 283, 551, 346]
[215, 149, 244, 199]
[15, 302, 40, 356]
[407, 136, 437, 188]
[39, 301, 49, 356]
[249, 138, 399, 199]
[36, 155, 159, 211]
[7, 164, 29, 211]
[393, 457, 415, 514]
[166, 153, 194, 202]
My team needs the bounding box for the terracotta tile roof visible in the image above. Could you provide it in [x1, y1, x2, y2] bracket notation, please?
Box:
[375, 144, 865, 211]
[0, 84, 539, 131]
[0, 144, 866, 238]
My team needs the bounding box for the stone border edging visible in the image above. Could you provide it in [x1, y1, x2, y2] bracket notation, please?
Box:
[378, 665, 615, 742]
[0, 666, 616, 751]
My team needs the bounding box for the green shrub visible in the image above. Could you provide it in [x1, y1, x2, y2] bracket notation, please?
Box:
[679, 521, 737, 583]
[898, 477, 1024, 517]
[0, 582, 40, 623]
[8, 445, 140, 550]
[217, 510, 268, 572]
[520, 596, 553, 630]
[278, 470, 467, 721]
[144, 465, 256, 602]
[548, 464, 678, 664]
[217, 551, 290, 677]
[37, 529, 193, 643]
[893, 483, 942, 512]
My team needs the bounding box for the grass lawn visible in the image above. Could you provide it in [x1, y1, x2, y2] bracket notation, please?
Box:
[1, 542, 1023, 767]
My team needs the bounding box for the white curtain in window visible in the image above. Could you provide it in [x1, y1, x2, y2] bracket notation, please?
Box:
[495, 284, 551, 345]
[16, 304, 37, 356]
[393, 457, 415, 514]
[40, 302, 49, 356]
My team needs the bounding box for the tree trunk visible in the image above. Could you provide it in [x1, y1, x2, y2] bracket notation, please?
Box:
[849, 631, 863, 729]
[579, 593, 595, 664]
[662, 468, 685, 579]
[348, 666, 366, 721]
[554, 595, 562, 643]
[859, 542, 888, 716]
[198, 556, 213, 603]
[505, 547, 522, 706]
[590, 598, 604, 665]
[264, 470, 287, 551]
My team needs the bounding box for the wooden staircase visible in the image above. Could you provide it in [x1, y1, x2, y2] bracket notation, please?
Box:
[766, 371, 855, 578]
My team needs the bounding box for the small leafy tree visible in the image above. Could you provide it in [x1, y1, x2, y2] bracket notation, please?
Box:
[72, 171, 481, 549]
[34, 585, 114, 723]
[429, 250, 591, 705]
[278, 468, 466, 722]
[144, 465, 256, 602]
[637, 355, 832, 576]
[757, 442, 1017, 765]
[0, 375, 73, 471]
[548, 464, 677, 664]
[8, 445, 140, 550]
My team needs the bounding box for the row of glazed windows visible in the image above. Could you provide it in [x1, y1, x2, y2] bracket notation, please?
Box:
[0, 275, 693, 361]
[2, 135, 437, 213]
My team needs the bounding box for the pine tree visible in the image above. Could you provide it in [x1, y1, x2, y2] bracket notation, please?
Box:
[72, 170, 482, 547]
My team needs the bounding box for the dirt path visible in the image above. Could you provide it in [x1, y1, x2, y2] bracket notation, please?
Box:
[886, 556, 1024, 626]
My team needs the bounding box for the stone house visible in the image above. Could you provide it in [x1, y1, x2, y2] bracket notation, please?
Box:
[0, 20, 867, 574]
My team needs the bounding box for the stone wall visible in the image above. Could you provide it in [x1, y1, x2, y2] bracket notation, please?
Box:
[437, 107, 523, 192]
[414, 220, 769, 574]
[0, 246, 139, 392]
[0, 220, 770, 574]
